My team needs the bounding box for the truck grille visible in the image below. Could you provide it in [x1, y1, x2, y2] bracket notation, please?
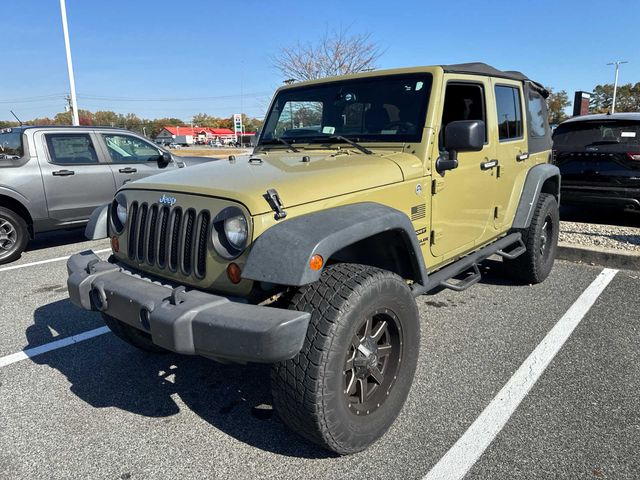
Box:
[127, 201, 210, 278]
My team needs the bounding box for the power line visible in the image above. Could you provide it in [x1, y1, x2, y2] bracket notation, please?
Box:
[76, 91, 271, 102]
[0, 94, 66, 104]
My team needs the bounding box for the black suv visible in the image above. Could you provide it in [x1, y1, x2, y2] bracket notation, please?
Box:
[553, 113, 640, 212]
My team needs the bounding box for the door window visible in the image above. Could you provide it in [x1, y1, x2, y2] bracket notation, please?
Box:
[45, 134, 99, 165]
[495, 86, 523, 141]
[441, 83, 487, 147]
[102, 134, 161, 163]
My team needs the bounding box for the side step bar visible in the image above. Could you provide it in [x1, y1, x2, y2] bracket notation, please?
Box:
[411, 232, 524, 297]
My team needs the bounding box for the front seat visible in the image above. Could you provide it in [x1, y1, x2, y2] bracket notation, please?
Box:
[364, 106, 391, 134]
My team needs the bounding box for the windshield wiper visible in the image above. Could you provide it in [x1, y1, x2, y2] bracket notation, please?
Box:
[314, 135, 372, 155]
[261, 138, 300, 152]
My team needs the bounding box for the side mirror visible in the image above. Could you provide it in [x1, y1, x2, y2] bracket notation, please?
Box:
[158, 151, 172, 168]
[436, 120, 485, 174]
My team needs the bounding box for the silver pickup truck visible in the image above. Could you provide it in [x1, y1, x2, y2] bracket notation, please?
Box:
[0, 125, 212, 264]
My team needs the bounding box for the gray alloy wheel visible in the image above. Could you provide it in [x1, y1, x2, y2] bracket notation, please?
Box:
[0, 207, 29, 265]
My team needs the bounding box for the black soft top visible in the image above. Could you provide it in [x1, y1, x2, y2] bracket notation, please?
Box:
[442, 62, 548, 97]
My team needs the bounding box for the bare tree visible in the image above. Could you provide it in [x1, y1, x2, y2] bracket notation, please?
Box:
[273, 28, 382, 82]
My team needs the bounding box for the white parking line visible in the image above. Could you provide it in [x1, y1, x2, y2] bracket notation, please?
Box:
[423, 268, 618, 480]
[0, 326, 110, 368]
[0, 248, 111, 273]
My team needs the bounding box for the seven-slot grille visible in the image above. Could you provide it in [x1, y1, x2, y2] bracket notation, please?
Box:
[127, 201, 210, 278]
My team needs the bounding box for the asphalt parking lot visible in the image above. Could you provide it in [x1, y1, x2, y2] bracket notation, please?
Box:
[1, 232, 639, 479]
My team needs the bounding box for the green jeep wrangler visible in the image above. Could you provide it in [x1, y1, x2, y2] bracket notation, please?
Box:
[67, 63, 560, 455]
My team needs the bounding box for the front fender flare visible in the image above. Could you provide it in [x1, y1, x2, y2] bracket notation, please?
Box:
[85, 204, 109, 240]
[242, 202, 428, 286]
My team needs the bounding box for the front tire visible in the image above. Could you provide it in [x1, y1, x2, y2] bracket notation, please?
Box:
[271, 263, 420, 455]
[101, 313, 167, 353]
[0, 207, 29, 265]
[506, 193, 559, 284]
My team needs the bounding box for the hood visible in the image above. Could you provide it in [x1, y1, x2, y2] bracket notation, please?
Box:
[125, 151, 416, 215]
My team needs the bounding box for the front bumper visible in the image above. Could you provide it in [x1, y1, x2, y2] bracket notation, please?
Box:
[66, 250, 310, 363]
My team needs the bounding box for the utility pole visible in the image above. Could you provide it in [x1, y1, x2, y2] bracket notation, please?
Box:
[606, 60, 628, 114]
[59, 0, 79, 125]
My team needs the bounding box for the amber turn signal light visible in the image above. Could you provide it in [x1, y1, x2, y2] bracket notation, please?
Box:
[110, 236, 119, 253]
[227, 262, 242, 284]
[309, 254, 324, 271]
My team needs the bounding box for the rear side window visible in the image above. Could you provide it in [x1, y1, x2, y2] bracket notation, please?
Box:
[46, 134, 99, 165]
[527, 90, 547, 138]
[495, 85, 523, 140]
[102, 134, 161, 163]
[0, 130, 24, 159]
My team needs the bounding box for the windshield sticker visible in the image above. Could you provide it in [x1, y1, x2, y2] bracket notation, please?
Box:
[621, 132, 636, 138]
[322, 126, 336, 134]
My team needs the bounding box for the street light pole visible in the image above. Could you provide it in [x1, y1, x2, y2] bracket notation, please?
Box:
[59, 0, 79, 126]
[607, 60, 628, 114]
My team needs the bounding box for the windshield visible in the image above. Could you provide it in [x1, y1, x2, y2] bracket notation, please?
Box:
[260, 73, 432, 146]
[0, 130, 24, 158]
[553, 120, 640, 149]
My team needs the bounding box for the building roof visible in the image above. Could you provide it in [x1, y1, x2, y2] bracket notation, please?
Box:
[561, 112, 640, 124]
[162, 126, 237, 136]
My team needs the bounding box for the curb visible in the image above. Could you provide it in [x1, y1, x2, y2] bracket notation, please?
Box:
[557, 242, 640, 271]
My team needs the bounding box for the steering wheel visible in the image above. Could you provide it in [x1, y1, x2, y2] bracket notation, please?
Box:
[383, 121, 415, 133]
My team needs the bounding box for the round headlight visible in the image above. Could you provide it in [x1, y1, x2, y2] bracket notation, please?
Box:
[116, 203, 127, 225]
[223, 215, 248, 250]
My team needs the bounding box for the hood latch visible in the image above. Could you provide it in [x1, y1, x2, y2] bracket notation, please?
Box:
[264, 188, 287, 220]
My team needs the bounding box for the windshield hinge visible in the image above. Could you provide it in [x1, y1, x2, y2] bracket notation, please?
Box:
[432, 178, 445, 194]
[264, 188, 287, 220]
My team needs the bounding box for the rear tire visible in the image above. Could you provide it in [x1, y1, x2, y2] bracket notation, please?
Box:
[101, 313, 167, 353]
[271, 263, 420, 455]
[0, 207, 29, 265]
[506, 193, 559, 284]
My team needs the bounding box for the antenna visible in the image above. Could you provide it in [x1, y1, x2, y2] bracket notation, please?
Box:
[10, 110, 23, 126]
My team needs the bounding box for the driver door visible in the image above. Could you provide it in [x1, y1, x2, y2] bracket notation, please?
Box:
[98, 133, 175, 188]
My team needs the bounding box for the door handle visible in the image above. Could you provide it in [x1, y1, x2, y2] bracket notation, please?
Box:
[119, 167, 137, 173]
[516, 152, 529, 161]
[480, 159, 499, 170]
[52, 169, 75, 176]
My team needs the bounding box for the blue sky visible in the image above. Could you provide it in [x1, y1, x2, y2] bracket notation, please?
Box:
[1, 0, 638, 122]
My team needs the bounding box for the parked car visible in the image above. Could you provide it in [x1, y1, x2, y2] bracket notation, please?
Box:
[552, 113, 640, 212]
[0, 125, 212, 264]
[67, 63, 558, 454]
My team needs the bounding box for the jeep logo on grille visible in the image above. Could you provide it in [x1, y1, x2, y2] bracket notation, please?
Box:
[159, 194, 177, 206]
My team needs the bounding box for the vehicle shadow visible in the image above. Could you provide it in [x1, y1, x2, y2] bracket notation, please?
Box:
[561, 205, 640, 228]
[27, 299, 333, 459]
[471, 258, 524, 287]
[25, 228, 89, 252]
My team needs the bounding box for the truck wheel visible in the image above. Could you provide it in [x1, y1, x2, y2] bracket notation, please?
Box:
[271, 263, 420, 455]
[0, 207, 29, 265]
[101, 313, 167, 353]
[506, 193, 559, 284]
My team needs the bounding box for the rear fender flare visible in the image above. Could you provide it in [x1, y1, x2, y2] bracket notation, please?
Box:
[512, 164, 561, 229]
